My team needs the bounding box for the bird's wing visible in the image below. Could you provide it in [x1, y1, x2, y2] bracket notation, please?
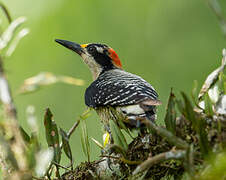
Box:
[85, 70, 160, 108]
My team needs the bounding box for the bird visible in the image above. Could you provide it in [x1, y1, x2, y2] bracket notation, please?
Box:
[55, 39, 161, 142]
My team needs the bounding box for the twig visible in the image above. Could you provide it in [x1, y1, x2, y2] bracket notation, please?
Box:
[0, 3, 12, 23]
[133, 150, 186, 175]
[68, 120, 80, 139]
[52, 161, 71, 171]
[60, 120, 80, 149]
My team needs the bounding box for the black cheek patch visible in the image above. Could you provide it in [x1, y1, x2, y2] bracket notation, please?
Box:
[93, 52, 114, 71]
[86, 44, 115, 71]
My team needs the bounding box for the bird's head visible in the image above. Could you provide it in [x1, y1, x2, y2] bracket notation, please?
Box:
[55, 39, 122, 79]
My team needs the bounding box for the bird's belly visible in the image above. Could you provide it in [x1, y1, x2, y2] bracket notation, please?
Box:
[119, 104, 145, 115]
[95, 104, 148, 129]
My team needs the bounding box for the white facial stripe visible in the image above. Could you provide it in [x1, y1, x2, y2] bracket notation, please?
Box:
[81, 53, 103, 80]
[96, 46, 104, 53]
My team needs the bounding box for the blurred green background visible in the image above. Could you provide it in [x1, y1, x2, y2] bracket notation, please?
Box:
[1, 0, 226, 164]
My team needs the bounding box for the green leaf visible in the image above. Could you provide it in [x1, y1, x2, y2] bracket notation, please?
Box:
[110, 120, 128, 151]
[91, 137, 104, 149]
[191, 80, 200, 107]
[44, 108, 61, 164]
[80, 116, 90, 162]
[26, 131, 41, 169]
[60, 128, 73, 163]
[181, 92, 210, 157]
[181, 92, 197, 128]
[184, 145, 195, 176]
[26, 140, 37, 169]
[197, 117, 210, 157]
[19, 126, 30, 143]
[192, 80, 198, 99]
[204, 93, 214, 116]
[164, 90, 176, 134]
[176, 99, 185, 115]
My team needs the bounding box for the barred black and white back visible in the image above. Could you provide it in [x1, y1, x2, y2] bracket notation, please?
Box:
[85, 69, 161, 128]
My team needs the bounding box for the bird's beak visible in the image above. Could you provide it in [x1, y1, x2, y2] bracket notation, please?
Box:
[55, 39, 84, 55]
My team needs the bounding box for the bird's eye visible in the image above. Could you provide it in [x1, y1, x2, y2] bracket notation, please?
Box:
[87, 46, 96, 53]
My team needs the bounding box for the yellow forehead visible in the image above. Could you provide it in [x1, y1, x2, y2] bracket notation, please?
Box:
[81, 44, 88, 48]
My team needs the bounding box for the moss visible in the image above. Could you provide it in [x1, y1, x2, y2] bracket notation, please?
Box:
[61, 162, 97, 180]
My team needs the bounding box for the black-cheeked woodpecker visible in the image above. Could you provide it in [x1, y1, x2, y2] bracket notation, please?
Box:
[55, 39, 161, 142]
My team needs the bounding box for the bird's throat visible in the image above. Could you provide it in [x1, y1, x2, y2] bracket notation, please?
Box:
[81, 54, 103, 80]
